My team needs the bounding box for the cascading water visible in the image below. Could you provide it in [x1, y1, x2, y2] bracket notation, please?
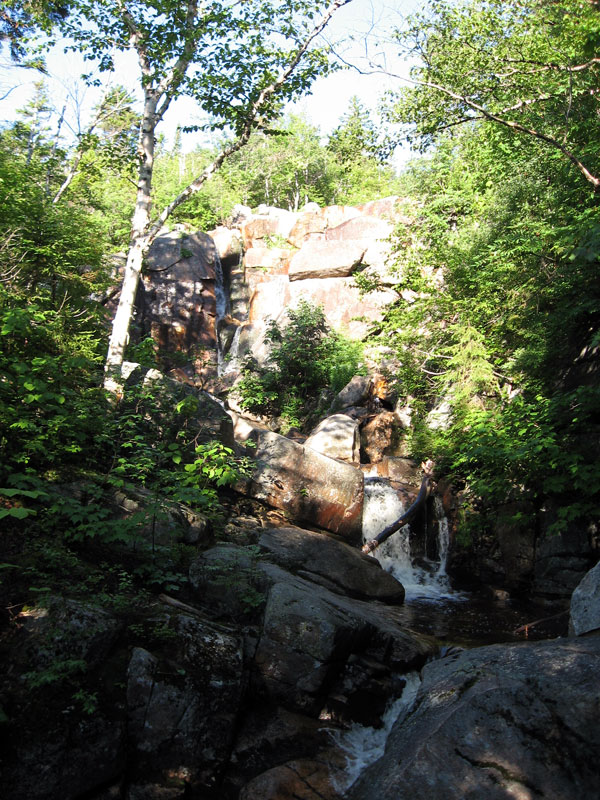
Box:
[330, 672, 421, 793]
[222, 323, 242, 375]
[362, 478, 458, 601]
[213, 250, 230, 375]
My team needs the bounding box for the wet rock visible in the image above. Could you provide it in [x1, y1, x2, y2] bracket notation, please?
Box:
[349, 634, 600, 800]
[258, 526, 405, 604]
[365, 456, 421, 486]
[138, 231, 222, 382]
[305, 414, 361, 464]
[224, 704, 333, 797]
[236, 429, 364, 542]
[570, 560, 600, 635]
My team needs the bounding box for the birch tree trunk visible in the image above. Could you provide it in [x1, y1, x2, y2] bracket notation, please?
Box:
[103, 91, 157, 396]
[100, 0, 352, 396]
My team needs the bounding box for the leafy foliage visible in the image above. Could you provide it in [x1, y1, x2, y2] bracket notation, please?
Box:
[374, 119, 600, 533]
[236, 300, 364, 430]
[389, 0, 600, 190]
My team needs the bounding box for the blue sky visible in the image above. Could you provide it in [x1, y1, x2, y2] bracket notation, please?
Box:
[0, 0, 421, 160]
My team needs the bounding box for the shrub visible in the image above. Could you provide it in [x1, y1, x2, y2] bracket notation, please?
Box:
[235, 301, 364, 426]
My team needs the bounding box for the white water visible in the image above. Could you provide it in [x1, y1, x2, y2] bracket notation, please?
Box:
[331, 672, 421, 792]
[222, 323, 242, 375]
[362, 478, 459, 601]
[213, 251, 230, 375]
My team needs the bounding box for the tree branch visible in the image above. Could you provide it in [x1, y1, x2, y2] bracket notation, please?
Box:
[146, 0, 354, 242]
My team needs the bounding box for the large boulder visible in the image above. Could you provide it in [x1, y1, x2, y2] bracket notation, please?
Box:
[126, 612, 245, 797]
[208, 225, 243, 262]
[331, 375, 372, 411]
[258, 526, 405, 603]
[360, 411, 402, 463]
[304, 413, 361, 464]
[254, 564, 431, 714]
[288, 241, 366, 281]
[225, 705, 335, 798]
[244, 246, 293, 278]
[241, 212, 298, 249]
[240, 758, 344, 800]
[570, 560, 600, 635]
[237, 429, 364, 542]
[349, 634, 600, 800]
[287, 211, 327, 248]
[324, 215, 393, 243]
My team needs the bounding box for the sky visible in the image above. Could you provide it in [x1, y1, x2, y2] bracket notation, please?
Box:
[0, 0, 422, 162]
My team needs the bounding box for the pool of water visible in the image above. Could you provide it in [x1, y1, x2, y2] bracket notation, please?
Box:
[385, 589, 568, 647]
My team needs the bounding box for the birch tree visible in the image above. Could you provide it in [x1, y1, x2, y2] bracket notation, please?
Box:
[49, 0, 353, 394]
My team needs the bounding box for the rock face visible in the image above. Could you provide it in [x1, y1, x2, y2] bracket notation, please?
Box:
[137, 231, 224, 386]
[236, 200, 401, 362]
[3, 599, 125, 800]
[570, 560, 600, 635]
[449, 509, 599, 601]
[126, 613, 244, 797]
[288, 241, 365, 281]
[237, 429, 365, 542]
[349, 634, 600, 800]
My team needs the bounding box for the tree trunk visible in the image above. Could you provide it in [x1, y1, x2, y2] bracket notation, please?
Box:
[103, 92, 157, 394]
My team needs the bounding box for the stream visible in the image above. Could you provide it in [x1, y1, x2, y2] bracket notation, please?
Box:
[362, 477, 566, 647]
[328, 478, 568, 792]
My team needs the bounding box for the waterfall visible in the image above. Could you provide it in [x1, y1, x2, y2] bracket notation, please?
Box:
[214, 251, 230, 375]
[222, 323, 242, 375]
[330, 672, 421, 792]
[362, 478, 457, 601]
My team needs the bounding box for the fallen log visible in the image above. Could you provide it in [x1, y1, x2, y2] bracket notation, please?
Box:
[362, 459, 435, 555]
